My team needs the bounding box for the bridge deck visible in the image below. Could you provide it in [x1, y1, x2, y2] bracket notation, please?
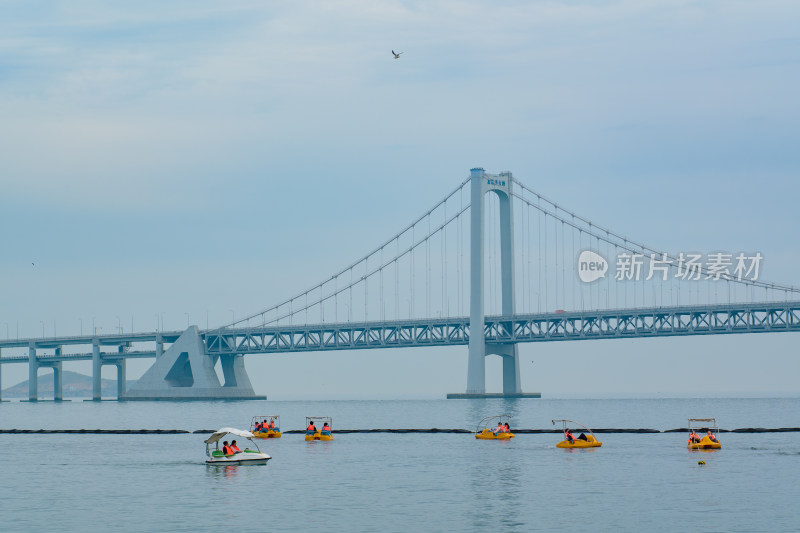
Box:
[2, 301, 798, 363]
[204, 300, 800, 355]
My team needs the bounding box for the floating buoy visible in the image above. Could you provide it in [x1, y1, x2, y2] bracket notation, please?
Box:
[698, 460, 705, 465]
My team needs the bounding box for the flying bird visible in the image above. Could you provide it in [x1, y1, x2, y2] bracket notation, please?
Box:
[392, 50, 403, 59]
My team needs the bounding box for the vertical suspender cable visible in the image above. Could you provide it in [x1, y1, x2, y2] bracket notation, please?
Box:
[521, 191, 526, 313]
[571, 217, 575, 311]
[526, 194, 531, 313]
[426, 215, 431, 319]
[411, 225, 415, 319]
[443, 201, 447, 317]
[458, 188, 462, 316]
[544, 210, 548, 313]
[561, 220, 566, 311]
[537, 201, 542, 313]
[607, 243, 613, 308]
[395, 239, 399, 321]
[554, 212, 559, 309]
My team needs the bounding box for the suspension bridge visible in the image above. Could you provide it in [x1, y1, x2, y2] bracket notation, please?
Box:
[2, 168, 799, 400]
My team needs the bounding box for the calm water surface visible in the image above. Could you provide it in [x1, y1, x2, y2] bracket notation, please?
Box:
[1, 398, 799, 532]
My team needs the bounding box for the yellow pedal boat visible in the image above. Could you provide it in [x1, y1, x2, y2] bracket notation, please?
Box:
[688, 436, 721, 450]
[556, 434, 602, 448]
[476, 428, 515, 440]
[552, 419, 603, 448]
[305, 416, 333, 441]
[305, 431, 333, 441]
[687, 418, 722, 450]
[474, 415, 515, 440]
[251, 415, 281, 439]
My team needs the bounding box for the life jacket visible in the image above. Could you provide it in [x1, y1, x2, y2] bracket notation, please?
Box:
[222, 445, 233, 455]
[323, 425, 331, 431]
[268, 421, 275, 429]
[565, 431, 574, 442]
[255, 423, 262, 432]
[308, 424, 316, 432]
[503, 425, 510, 433]
[231, 444, 241, 452]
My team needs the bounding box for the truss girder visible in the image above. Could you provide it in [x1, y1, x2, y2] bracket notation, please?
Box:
[200, 302, 800, 356]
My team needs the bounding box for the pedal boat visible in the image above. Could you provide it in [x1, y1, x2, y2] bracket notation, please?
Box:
[552, 419, 602, 448]
[205, 428, 271, 465]
[687, 418, 722, 450]
[475, 414, 515, 440]
[251, 415, 282, 438]
[305, 416, 333, 441]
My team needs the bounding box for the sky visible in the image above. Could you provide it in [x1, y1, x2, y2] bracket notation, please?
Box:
[1, 0, 799, 398]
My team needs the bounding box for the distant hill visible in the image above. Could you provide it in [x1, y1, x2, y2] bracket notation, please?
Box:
[1, 370, 135, 398]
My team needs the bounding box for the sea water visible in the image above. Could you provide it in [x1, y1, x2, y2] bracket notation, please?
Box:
[1, 397, 799, 532]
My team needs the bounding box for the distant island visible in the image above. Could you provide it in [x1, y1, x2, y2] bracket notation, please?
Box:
[2, 370, 134, 398]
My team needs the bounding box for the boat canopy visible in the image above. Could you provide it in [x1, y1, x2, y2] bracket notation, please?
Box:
[475, 414, 513, 434]
[688, 418, 719, 432]
[205, 427, 256, 444]
[552, 419, 597, 436]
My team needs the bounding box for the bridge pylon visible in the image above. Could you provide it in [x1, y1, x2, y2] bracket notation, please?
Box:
[448, 168, 539, 399]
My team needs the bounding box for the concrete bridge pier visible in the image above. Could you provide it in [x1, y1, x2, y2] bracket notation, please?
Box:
[115, 360, 126, 399]
[34, 360, 65, 401]
[92, 340, 102, 401]
[50, 347, 64, 401]
[28, 343, 38, 401]
[124, 326, 264, 400]
[490, 343, 522, 395]
[220, 353, 255, 390]
[53, 362, 63, 401]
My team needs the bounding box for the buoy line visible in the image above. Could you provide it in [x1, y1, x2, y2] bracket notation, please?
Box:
[1, 427, 799, 435]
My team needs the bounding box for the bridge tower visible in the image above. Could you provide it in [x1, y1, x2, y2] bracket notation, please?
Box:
[449, 168, 538, 398]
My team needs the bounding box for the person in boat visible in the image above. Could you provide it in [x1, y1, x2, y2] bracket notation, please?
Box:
[492, 422, 504, 434]
[688, 431, 701, 444]
[254, 420, 263, 432]
[502, 423, 510, 433]
[565, 429, 575, 444]
[706, 430, 717, 442]
[307, 421, 317, 434]
[230, 440, 241, 453]
[268, 419, 276, 430]
[222, 441, 233, 455]
[322, 421, 332, 434]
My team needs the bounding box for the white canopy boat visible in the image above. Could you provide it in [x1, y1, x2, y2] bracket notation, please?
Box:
[204, 427, 271, 465]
